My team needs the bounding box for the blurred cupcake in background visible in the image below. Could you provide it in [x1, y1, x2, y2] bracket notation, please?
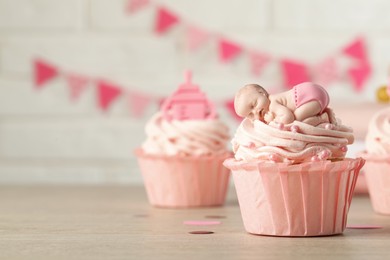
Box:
[360, 106, 390, 214]
[135, 71, 231, 208]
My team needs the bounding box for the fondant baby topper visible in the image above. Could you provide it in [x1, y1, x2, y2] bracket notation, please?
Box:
[234, 82, 336, 126]
[161, 71, 216, 121]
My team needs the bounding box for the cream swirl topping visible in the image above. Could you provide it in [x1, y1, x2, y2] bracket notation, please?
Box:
[142, 112, 230, 156]
[232, 118, 354, 163]
[365, 107, 390, 155]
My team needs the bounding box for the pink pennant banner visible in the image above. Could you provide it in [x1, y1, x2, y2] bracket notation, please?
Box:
[218, 38, 242, 63]
[34, 59, 59, 88]
[281, 59, 310, 88]
[249, 51, 271, 76]
[343, 37, 368, 62]
[97, 80, 123, 111]
[65, 73, 89, 101]
[313, 56, 338, 86]
[154, 6, 180, 35]
[224, 99, 242, 123]
[348, 62, 371, 92]
[343, 37, 371, 91]
[128, 90, 152, 118]
[126, 0, 150, 14]
[123, 3, 372, 92]
[186, 25, 209, 51]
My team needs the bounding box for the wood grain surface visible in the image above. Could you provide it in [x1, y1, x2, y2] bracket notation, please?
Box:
[0, 186, 389, 259]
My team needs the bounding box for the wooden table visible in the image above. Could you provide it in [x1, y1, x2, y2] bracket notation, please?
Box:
[1, 186, 389, 259]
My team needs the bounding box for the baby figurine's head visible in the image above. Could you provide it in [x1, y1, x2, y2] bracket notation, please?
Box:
[234, 84, 270, 121]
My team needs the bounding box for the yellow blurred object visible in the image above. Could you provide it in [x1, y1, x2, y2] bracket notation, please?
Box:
[376, 85, 390, 103]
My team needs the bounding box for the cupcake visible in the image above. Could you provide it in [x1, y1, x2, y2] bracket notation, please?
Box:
[223, 82, 364, 236]
[135, 71, 231, 208]
[360, 107, 390, 214]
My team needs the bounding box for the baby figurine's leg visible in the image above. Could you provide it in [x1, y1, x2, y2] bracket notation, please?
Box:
[323, 107, 337, 125]
[302, 113, 329, 126]
[294, 101, 322, 121]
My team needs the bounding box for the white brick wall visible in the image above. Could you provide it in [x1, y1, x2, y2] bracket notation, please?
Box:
[0, 0, 389, 184]
[0, 0, 84, 30]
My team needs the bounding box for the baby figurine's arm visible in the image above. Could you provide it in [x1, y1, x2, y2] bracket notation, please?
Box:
[268, 101, 295, 124]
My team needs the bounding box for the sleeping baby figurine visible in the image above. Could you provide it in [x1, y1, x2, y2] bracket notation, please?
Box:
[234, 82, 337, 127]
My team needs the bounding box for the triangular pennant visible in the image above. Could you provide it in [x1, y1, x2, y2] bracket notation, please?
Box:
[65, 73, 89, 101]
[224, 99, 242, 123]
[34, 59, 59, 88]
[128, 90, 152, 118]
[154, 6, 180, 34]
[218, 38, 242, 63]
[126, 0, 150, 14]
[348, 63, 371, 92]
[185, 25, 209, 51]
[312, 56, 338, 86]
[97, 80, 122, 111]
[249, 51, 271, 76]
[342, 37, 367, 62]
[280, 59, 310, 88]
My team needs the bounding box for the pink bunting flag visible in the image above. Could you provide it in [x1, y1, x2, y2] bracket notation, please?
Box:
[155, 6, 180, 35]
[224, 99, 242, 123]
[128, 90, 152, 118]
[218, 38, 242, 63]
[342, 37, 371, 91]
[348, 62, 371, 92]
[34, 59, 59, 88]
[65, 73, 89, 102]
[281, 59, 310, 88]
[126, 0, 150, 14]
[249, 51, 271, 76]
[186, 25, 209, 51]
[343, 37, 368, 62]
[313, 56, 338, 86]
[97, 80, 122, 111]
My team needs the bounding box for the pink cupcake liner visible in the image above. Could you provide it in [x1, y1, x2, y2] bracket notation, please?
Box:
[135, 149, 231, 208]
[360, 153, 390, 214]
[224, 158, 365, 237]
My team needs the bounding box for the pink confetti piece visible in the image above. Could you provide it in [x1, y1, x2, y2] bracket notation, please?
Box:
[183, 221, 221, 226]
[346, 225, 383, 229]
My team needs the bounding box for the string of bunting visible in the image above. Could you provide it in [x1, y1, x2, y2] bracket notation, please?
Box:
[125, 0, 372, 91]
[31, 2, 374, 122]
[34, 59, 244, 120]
[34, 59, 155, 118]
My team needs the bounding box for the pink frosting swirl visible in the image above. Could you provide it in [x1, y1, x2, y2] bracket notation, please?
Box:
[142, 112, 230, 156]
[365, 107, 390, 155]
[232, 118, 354, 164]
